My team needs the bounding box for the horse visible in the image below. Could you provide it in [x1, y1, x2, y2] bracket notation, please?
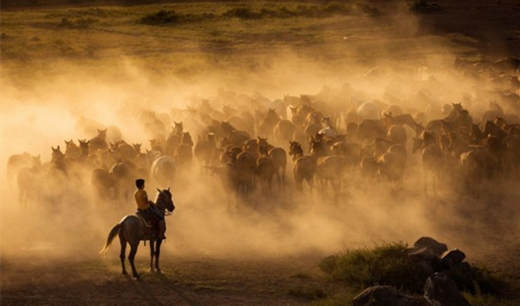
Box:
[151, 156, 176, 188]
[289, 141, 315, 193]
[100, 188, 175, 279]
[412, 133, 445, 196]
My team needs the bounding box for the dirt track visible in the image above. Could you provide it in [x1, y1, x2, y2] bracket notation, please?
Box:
[3, 232, 520, 305]
[1, 252, 343, 306]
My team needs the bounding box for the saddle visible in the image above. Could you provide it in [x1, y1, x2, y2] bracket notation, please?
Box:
[136, 212, 152, 228]
[136, 210, 159, 240]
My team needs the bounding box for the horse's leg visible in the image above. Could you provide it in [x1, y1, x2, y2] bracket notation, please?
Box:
[332, 179, 340, 205]
[423, 166, 428, 196]
[268, 177, 273, 198]
[119, 234, 128, 276]
[319, 178, 325, 195]
[308, 176, 314, 197]
[295, 178, 303, 192]
[149, 240, 156, 273]
[433, 172, 437, 195]
[282, 165, 286, 188]
[128, 242, 140, 279]
[155, 239, 163, 273]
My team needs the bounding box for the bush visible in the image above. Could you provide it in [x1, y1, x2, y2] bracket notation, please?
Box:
[409, 0, 443, 13]
[446, 264, 507, 295]
[140, 9, 179, 25]
[222, 7, 261, 19]
[320, 242, 431, 294]
[352, 2, 381, 16]
[319, 242, 507, 295]
[324, 3, 350, 14]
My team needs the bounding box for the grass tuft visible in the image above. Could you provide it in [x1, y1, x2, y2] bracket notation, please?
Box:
[319, 242, 507, 296]
[140, 3, 380, 26]
[140, 9, 179, 25]
[321, 242, 430, 293]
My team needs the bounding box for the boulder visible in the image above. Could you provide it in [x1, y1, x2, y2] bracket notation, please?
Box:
[413, 237, 448, 256]
[441, 249, 466, 269]
[424, 272, 471, 306]
[353, 286, 428, 306]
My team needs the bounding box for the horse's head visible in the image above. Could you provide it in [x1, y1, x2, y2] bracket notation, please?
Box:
[451, 102, 463, 111]
[174, 121, 183, 135]
[182, 132, 193, 146]
[310, 138, 326, 156]
[321, 116, 332, 128]
[32, 155, 42, 168]
[51, 146, 65, 160]
[65, 139, 76, 148]
[288, 141, 303, 159]
[257, 136, 268, 147]
[97, 128, 107, 140]
[266, 108, 278, 121]
[133, 143, 142, 153]
[220, 121, 236, 134]
[156, 187, 175, 214]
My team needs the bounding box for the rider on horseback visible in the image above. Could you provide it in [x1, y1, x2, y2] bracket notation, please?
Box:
[134, 178, 166, 239]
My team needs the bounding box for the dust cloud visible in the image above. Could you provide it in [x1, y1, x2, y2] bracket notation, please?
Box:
[1, 2, 519, 270]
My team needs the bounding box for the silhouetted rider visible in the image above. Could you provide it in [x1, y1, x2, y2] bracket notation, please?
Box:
[134, 178, 166, 239]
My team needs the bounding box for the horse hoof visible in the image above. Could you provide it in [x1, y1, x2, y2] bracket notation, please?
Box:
[134, 275, 140, 280]
[156, 269, 162, 274]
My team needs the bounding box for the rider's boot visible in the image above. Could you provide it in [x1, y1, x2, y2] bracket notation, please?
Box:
[158, 220, 166, 239]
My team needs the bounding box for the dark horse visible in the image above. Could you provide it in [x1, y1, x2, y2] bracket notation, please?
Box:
[100, 188, 175, 279]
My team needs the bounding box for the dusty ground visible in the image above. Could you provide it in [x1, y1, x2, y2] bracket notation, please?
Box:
[2, 223, 520, 305]
[2, 187, 520, 305]
[1, 252, 342, 306]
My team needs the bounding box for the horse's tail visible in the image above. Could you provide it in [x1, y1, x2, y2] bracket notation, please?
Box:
[99, 223, 121, 254]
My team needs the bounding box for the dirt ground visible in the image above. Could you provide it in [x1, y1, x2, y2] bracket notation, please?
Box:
[1, 252, 342, 306]
[2, 226, 520, 305]
[2, 187, 520, 305]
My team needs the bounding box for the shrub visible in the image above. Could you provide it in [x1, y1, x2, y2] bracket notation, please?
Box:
[222, 7, 261, 19]
[324, 3, 349, 14]
[409, 0, 443, 13]
[352, 2, 381, 16]
[446, 264, 507, 295]
[320, 242, 431, 293]
[140, 9, 179, 25]
[319, 242, 507, 295]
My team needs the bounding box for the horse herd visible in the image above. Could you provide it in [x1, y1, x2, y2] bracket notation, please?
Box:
[7, 60, 520, 209]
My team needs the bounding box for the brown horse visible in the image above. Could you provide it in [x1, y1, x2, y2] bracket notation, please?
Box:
[289, 141, 315, 193]
[100, 188, 175, 279]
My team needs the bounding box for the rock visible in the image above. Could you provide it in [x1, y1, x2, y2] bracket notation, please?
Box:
[353, 286, 400, 306]
[408, 246, 436, 259]
[353, 286, 428, 306]
[424, 272, 472, 306]
[398, 296, 430, 306]
[413, 237, 448, 256]
[442, 249, 466, 269]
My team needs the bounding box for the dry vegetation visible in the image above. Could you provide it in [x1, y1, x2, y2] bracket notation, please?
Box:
[1, 0, 520, 305]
